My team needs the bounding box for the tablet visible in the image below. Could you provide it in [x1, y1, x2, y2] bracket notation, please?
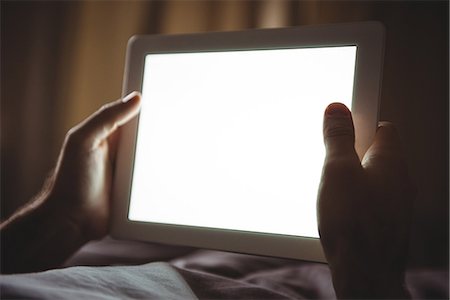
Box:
[111, 22, 385, 262]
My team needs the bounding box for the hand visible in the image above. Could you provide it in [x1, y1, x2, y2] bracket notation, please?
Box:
[48, 92, 141, 241]
[317, 103, 414, 299]
[0, 92, 141, 273]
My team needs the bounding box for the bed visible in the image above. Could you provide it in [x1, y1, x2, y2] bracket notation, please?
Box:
[1, 237, 448, 299]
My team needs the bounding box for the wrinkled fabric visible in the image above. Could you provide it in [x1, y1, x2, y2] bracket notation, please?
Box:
[171, 250, 336, 299]
[1, 238, 448, 299]
[0, 262, 197, 299]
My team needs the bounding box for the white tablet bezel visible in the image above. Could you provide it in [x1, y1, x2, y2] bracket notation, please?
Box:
[111, 22, 385, 263]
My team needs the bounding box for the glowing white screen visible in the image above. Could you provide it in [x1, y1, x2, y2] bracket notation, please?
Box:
[129, 46, 356, 238]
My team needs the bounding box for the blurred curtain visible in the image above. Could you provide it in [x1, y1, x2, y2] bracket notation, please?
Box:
[1, 1, 448, 267]
[0, 0, 373, 217]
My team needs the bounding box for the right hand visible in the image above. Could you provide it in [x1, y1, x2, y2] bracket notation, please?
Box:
[317, 103, 415, 299]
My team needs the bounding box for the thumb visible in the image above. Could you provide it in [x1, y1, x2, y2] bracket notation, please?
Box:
[323, 102, 358, 161]
[317, 103, 362, 239]
[69, 92, 142, 149]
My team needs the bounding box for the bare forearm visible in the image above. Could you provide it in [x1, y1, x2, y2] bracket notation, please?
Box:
[1, 194, 87, 274]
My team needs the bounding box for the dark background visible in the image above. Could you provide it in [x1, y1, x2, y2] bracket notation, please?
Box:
[1, 1, 448, 268]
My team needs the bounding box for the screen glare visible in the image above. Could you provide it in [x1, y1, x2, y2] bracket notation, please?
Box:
[128, 46, 357, 238]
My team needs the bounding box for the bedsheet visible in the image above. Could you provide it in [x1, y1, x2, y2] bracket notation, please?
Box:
[1, 237, 448, 299]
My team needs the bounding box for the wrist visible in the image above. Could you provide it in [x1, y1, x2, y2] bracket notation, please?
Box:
[332, 269, 408, 299]
[44, 192, 91, 245]
[1, 191, 89, 273]
[329, 256, 409, 299]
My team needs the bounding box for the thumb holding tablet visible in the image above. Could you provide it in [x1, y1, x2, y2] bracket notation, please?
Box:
[69, 91, 142, 149]
[50, 92, 141, 241]
[318, 102, 413, 299]
[322, 102, 360, 162]
[1, 92, 142, 273]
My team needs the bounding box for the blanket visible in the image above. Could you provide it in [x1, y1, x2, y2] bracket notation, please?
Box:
[1, 237, 448, 299]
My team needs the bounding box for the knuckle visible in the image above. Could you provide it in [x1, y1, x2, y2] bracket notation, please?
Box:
[64, 125, 89, 151]
[94, 103, 114, 121]
[100, 102, 114, 111]
[99, 104, 109, 112]
[96, 102, 120, 124]
[66, 126, 78, 138]
[99, 102, 117, 115]
[96, 105, 109, 117]
[65, 128, 82, 148]
[66, 126, 80, 142]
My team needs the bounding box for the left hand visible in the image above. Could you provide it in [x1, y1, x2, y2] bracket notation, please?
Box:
[47, 92, 141, 241]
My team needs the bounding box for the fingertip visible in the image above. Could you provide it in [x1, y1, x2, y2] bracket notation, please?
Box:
[377, 121, 395, 131]
[116, 95, 141, 127]
[119, 91, 141, 120]
[81, 93, 142, 146]
[373, 120, 401, 149]
[323, 102, 356, 157]
[325, 102, 351, 118]
[376, 121, 400, 140]
[122, 91, 141, 104]
[363, 120, 403, 167]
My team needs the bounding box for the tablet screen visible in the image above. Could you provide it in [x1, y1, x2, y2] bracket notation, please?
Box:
[128, 46, 356, 238]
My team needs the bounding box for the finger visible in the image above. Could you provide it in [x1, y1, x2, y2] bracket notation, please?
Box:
[323, 102, 358, 160]
[362, 121, 403, 167]
[74, 92, 141, 149]
[318, 103, 362, 233]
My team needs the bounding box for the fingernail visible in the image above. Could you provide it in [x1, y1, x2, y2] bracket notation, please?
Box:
[377, 122, 383, 131]
[325, 103, 351, 117]
[377, 121, 395, 132]
[122, 91, 141, 103]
